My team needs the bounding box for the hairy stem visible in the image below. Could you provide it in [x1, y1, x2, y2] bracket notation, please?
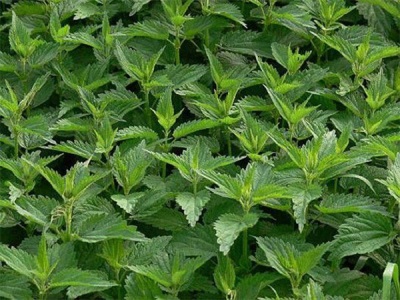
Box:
[242, 228, 248, 260]
[64, 202, 74, 242]
[13, 128, 19, 159]
[144, 89, 152, 127]
[174, 27, 181, 65]
[205, 29, 210, 49]
[193, 178, 198, 195]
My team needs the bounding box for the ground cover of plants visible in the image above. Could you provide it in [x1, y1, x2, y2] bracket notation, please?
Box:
[1, 0, 400, 299]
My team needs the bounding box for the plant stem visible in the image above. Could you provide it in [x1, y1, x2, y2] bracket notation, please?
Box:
[13, 128, 19, 159]
[39, 293, 46, 300]
[205, 29, 210, 49]
[226, 130, 232, 156]
[144, 89, 152, 127]
[174, 27, 181, 65]
[193, 178, 198, 195]
[162, 130, 170, 179]
[239, 227, 251, 270]
[105, 152, 116, 191]
[242, 228, 248, 260]
[115, 270, 123, 300]
[64, 202, 74, 241]
[38, 290, 47, 300]
[334, 177, 338, 193]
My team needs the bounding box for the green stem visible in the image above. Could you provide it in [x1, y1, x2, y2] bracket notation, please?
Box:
[242, 228, 248, 259]
[115, 269, 124, 300]
[226, 127, 232, 156]
[39, 293, 46, 300]
[292, 285, 301, 299]
[193, 177, 198, 195]
[38, 289, 48, 300]
[162, 130, 170, 179]
[174, 27, 181, 65]
[289, 123, 295, 142]
[13, 128, 19, 159]
[144, 89, 152, 127]
[240, 227, 250, 270]
[105, 152, 116, 191]
[397, 209, 400, 230]
[162, 162, 167, 179]
[64, 202, 74, 242]
[204, 29, 210, 49]
[334, 177, 338, 193]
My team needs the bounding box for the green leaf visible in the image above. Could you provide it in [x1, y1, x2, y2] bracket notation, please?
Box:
[0, 273, 32, 300]
[111, 193, 144, 214]
[161, 0, 194, 26]
[256, 237, 330, 286]
[127, 236, 172, 266]
[316, 193, 388, 215]
[111, 144, 152, 195]
[170, 225, 219, 257]
[64, 32, 103, 50]
[51, 117, 93, 132]
[114, 41, 164, 83]
[382, 262, 400, 300]
[49, 268, 116, 288]
[358, 0, 400, 18]
[329, 212, 397, 262]
[316, 33, 357, 63]
[205, 3, 246, 27]
[152, 88, 183, 132]
[125, 273, 163, 299]
[289, 184, 322, 232]
[130, 0, 152, 15]
[158, 64, 208, 88]
[357, 136, 398, 161]
[19, 72, 51, 112]
[124, 20, 169, 40]
[0, 245, 37, 279]
[151, 141, 239, 183]
[199, 162, 290, 209]
[363, 68, 395, 110]
[271, 43, 311, 74]
[28, 43, 58, 68]
[14, 195, 58, 226]
[74, 2, 101, 20]
[214, 254, 235, 295]
[115, 126, 158, 141]
[21, 165, 62, 198]
[377, 153, 400, 202]
[205, 47, 224, 87]
[48, 140, 101, 162]
[76, 213, 146, 243]
[303, 279, 326, 300]
[357, 3, 393, 36]
[129, 252, 210, 289]
[324, 272, 382, 299]
[236, 273, 284, 300]
[183, 15, 227, 39]
[0, 52, 18, 72]
[140, 208, 188, 231]
[214, 213, 259, 255]
[173, 118, 220, 139]
[94, 116, 117, 154]
[9, 11, 39, 57]
[176, 190, 210, 227]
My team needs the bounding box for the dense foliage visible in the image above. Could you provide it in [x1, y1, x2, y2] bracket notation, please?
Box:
[1, 0, 400, 299]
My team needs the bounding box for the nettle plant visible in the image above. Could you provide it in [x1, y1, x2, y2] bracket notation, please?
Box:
[1, 0, 400, 299]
